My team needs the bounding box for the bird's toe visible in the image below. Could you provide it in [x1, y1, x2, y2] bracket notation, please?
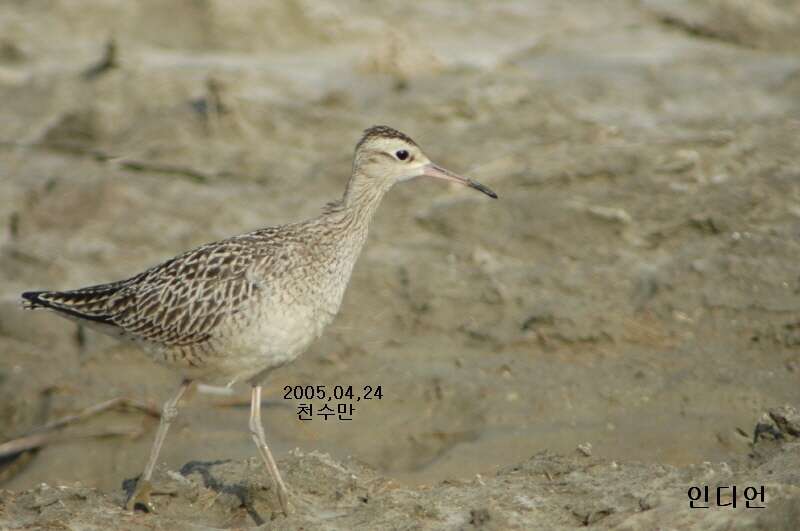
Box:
[125, 478, 156, 513]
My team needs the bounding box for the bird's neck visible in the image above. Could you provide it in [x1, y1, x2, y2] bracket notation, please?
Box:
[312, 173, 389, 260]
[345, 174, 388, 212]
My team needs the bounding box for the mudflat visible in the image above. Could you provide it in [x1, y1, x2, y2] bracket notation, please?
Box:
[1, 1, 799, 528]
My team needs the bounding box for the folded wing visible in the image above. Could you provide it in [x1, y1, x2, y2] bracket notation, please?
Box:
[22, 237, 271, 346]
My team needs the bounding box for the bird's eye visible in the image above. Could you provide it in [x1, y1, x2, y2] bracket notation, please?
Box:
[395, 150, 409, 161]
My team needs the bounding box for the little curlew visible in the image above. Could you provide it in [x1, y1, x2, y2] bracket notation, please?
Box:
[21, 125, 497, 515]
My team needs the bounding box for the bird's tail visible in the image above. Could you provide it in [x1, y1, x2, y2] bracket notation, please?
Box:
[20, 287, 120, 325]
[21, 290, 48, 310]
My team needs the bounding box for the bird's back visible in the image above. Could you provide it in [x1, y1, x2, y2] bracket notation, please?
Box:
[22, 218, 364, 382]
[23, 228, 283, 350]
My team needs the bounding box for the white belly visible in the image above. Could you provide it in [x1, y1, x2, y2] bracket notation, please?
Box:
[202, 243, 355, 385]
[214, 299, 337, 385]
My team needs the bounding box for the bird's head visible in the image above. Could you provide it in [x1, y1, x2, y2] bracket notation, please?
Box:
[351, 125, 497, 199]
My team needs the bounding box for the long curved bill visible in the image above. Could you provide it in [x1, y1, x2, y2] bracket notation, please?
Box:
[422, 164, 498, 199]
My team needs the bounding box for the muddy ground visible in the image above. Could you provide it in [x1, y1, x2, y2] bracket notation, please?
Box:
[1, 0, 799, 529]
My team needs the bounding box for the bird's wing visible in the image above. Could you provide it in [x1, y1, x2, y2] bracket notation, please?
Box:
[23, 236, 276, 346]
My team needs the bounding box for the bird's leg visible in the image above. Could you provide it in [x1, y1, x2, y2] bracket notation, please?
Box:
[126, 379, 192, 512]
[249, 385, 290, 515]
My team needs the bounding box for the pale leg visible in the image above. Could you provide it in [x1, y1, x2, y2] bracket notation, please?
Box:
[126, 380, 192, 511]
[249, 385, 290, 515]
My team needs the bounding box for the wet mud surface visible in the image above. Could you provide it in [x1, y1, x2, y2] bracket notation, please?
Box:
[1, 0, 800, 528]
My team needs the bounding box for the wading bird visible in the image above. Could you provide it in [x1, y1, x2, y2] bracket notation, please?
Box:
[22, 125, 497, 514]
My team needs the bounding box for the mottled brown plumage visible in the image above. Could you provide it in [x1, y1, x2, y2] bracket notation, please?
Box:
[355, 124, 418, 151]
[27, 228, 305, 373]
[21, 125, 497, 515]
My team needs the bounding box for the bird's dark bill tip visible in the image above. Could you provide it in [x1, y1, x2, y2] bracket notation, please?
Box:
[468, 180, 498, 199]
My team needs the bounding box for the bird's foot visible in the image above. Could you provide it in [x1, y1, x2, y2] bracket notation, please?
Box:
[125, 478, 156, 513]
[276, 484, 290, 516]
